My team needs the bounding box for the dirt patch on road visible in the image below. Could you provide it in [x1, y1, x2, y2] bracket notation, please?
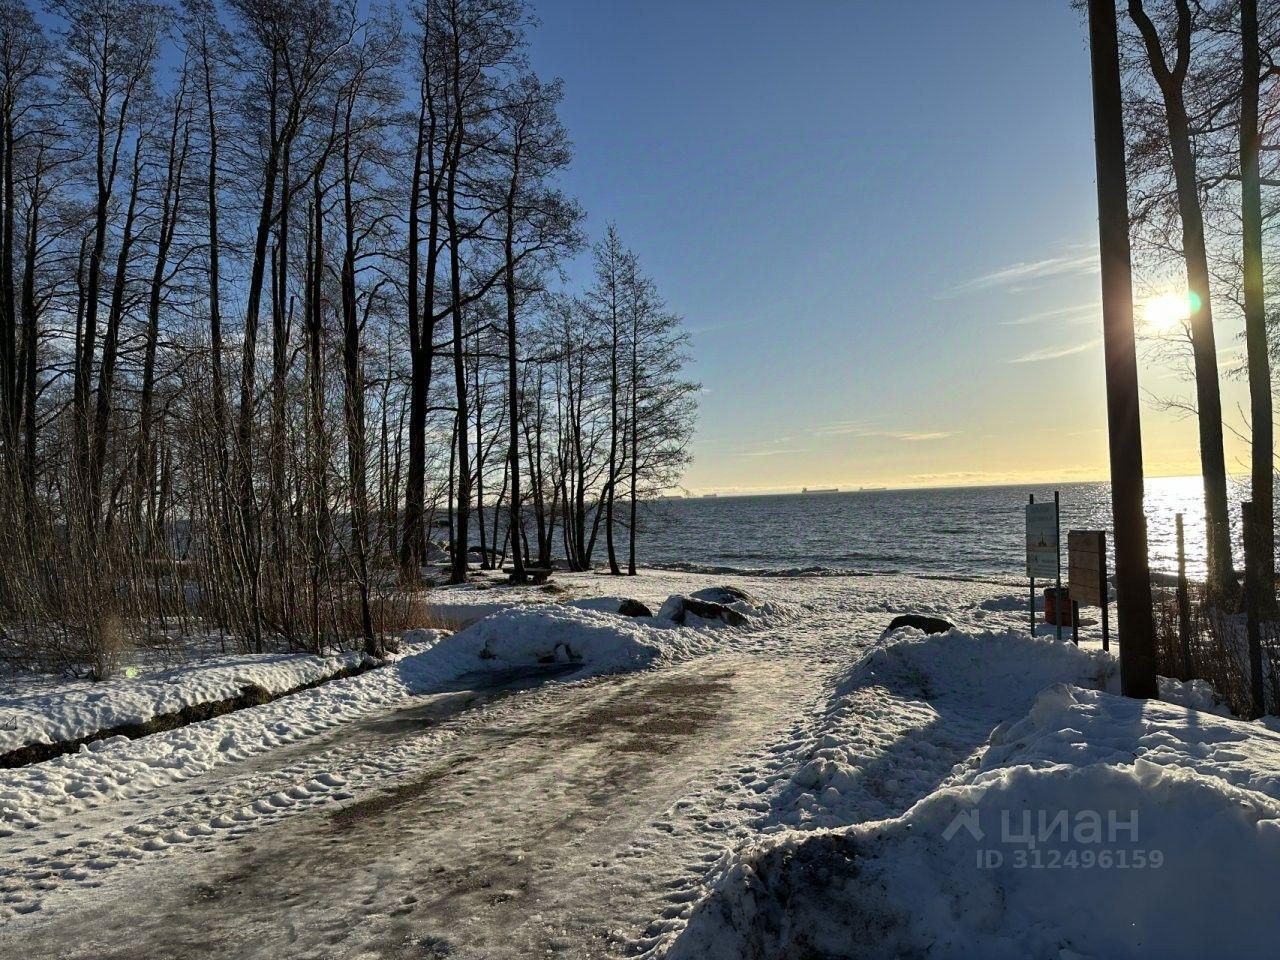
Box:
[557, 671, 736, 754]
[328, 766, 457, 829]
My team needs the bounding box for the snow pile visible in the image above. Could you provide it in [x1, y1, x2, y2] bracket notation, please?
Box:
[765, 627, 1116, 829]
[859, 625, 1115, 703]
[667, 633, 1280, 960]
[0, 650, 368, 756]
[673, 747, 1280, 959]
[407, 603, 713, 679]
[0, 633, 447, 832]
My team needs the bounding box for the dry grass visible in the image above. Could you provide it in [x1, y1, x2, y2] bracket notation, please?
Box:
[1154, 583, 1280, 716]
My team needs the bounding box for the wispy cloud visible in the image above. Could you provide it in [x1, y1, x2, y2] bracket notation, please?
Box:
[885, 431, 953, 442]
[738, 447, 809, 458]
[809, 421, 954, 442]
[941, 251, 1098, 298]
[809, 420, 870, 437]
[1009, 338, 1101, 364]
[999, 301, 1101, 327]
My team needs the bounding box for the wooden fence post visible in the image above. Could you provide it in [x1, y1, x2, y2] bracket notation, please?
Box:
[1244, 501, 1266, 717]
[1176, 512, 1191, 678]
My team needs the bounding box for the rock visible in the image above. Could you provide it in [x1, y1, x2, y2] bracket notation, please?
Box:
[689, 585, 757, 607]
[659, 594, 749, 627]
[685, 597, 748, 626]
[617, 598, 652, 618]
[885, 614, 953, 635]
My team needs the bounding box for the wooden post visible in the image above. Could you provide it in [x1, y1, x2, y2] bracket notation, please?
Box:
[1088, 0, 1158, 699]
[1244, 501, 1266, 717]
[1069, 529, 1108, 650]
[1175, 512, 1192, 678]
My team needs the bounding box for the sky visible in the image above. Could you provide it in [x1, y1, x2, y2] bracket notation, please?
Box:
[526, 0, 1254, 494]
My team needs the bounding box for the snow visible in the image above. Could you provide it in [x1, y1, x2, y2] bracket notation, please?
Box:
[0, 650, 367, 756]
[0, 576, 755, 844]
[662, 626, 1280, 960]
[0, 633, 448, 835]
[4, 567, 1280, 958]
[430, 603, 718, 675]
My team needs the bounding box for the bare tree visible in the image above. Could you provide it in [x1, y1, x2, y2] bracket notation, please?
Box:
[1126, 0, 1235, 590]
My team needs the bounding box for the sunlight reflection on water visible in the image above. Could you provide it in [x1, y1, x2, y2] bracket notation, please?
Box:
[638, 476, 1266, 582]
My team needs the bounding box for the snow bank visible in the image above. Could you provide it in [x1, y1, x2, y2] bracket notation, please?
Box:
[0, 650, 366, 757]
[409, 603, 712, 679]
[0, 633, 448, 832]
[668, 632, 1280, 960]
[674, 750, 1280, 960]
[765, 627, 1116, 832]
[860, 625, 1115, 704]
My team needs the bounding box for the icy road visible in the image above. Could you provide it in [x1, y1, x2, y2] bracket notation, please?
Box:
[0, 571, 1041, 958]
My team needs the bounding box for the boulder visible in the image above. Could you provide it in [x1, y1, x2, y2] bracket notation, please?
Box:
[689, 585, 757, 607]
[618, 598, 653, 618]
[885, 614, 953, 636]
[658, 594, 749, 628]
[566, 596, 652, 617]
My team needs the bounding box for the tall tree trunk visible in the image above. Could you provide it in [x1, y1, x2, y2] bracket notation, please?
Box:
[0, 92, 16, 454]
[1240, 0, 1274, 597]
[401, 81, 429, 576]
[136, 81, 190, 526]
[1094, 0, 1158, 697]
[235, 57, 286, 653]
[628, 308, 639, 576]
[473, 337, 488, 568]
[1129, 0, 1233, 592]
[445, 100, 469, 584]
[90, 149, 144, 516]
[18, 164, 40, 493]
[304, 186, 327, 652]
[201, 32, 227, 472]
[504, 187, 525, 580]
[340, 110, 377, 655]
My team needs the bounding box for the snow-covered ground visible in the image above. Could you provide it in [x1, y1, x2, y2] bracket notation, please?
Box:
[1, 568, 1275, 958]
[0, 648, 372, 758]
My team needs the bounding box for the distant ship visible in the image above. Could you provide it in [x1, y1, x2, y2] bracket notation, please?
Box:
[801, 487, 839, 494]
[702, 493, 719, 498]
[857, 486, 887, 492]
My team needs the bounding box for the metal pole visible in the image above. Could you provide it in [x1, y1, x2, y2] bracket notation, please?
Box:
[1087, 0, 1158, 698]
[1055, 490, 1063, 642]
[1101, 531, 1110, 652]
[1029, 493, 1036, 637]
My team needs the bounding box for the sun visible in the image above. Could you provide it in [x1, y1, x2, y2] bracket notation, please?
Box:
[1141, 291, 1197, 331]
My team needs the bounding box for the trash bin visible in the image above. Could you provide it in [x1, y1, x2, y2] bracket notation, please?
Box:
[1043, 587, 1077, 627]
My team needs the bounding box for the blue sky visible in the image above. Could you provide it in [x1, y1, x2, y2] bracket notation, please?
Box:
[527, 0, 1252, 492]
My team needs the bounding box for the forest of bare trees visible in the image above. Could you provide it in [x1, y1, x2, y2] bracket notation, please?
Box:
[1117, 0, 1280, 592]
[0, 0, 698, 676]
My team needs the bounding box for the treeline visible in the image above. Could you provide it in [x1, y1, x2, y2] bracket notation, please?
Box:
[0, 0, 697, 674]
[1115, 0, 1279, 590]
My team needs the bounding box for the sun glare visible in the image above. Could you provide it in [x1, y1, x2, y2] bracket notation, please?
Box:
[1141, 291, 1196, 331]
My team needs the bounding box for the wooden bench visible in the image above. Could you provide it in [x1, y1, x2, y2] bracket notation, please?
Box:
[502, 566, 553, 585]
